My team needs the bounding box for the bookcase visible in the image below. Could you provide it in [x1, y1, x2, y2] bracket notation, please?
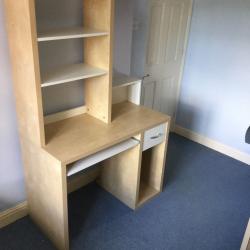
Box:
[5, 0, 113, 148]
[5, 0, 171, 249]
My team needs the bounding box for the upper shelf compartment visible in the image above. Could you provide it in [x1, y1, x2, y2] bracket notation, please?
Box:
[41, 63, 107, 88]
[37, 27, 109, 42]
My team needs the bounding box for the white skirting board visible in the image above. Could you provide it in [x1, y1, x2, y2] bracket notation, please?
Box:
[174, 125, 250, 165]
[67, 138, 140, 177]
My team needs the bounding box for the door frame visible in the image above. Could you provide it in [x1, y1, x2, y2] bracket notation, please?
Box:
[173, 0, 193, 128]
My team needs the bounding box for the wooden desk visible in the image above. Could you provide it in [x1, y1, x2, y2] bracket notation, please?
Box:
[21, 102, 170, 250]
[45, 102, 169, 164]
[5, 1, 170, 249]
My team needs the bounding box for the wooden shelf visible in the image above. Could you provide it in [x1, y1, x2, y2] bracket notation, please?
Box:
[137, 182, 159, 207]
[41, 63, 107, 87]
[44, 102, 169, 164]
[37, 27, 109, 42]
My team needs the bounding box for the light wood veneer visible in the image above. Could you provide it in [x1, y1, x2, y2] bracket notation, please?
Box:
[44, 102, 170, 164]
[4, 1, 171, 249]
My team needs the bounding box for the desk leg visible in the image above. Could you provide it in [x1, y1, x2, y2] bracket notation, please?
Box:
[21, 140, 69, 250]
[98, 134, 143, 209]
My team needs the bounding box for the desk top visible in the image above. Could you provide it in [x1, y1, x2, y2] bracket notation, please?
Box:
[44, 102, 170, 165]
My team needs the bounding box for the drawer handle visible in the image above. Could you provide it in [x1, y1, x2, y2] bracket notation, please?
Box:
[150, 133, 163, 140]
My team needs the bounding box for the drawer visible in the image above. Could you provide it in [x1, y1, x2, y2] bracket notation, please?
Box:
[143, 123, 167, 151]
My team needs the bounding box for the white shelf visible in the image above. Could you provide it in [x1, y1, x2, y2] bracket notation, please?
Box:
[41, 63, 107, 87]
[37, 27, 109, 42]
[113, 72, 141, 89]
[67, 138, 140, 177]
[112, 71, 142, 105]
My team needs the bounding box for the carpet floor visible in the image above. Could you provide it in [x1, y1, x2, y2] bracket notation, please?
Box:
[1, 133, 250, 250]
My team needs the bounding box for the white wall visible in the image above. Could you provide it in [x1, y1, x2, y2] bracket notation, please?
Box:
[0, 0, 26, 211]
[176, 0, 250, 155]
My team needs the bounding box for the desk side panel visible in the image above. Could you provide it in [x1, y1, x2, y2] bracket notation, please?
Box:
[21, 139, 69, 250]
[83, 0, 114, 123]
[98, 134, 142, 210]
[4, 0, 45, 146]
[146, 122, 170, 191]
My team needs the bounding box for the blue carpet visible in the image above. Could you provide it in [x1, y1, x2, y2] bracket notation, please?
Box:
[1, 133, 250, 250]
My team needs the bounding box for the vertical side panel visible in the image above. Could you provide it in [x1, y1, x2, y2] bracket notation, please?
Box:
[4, 0, 45, 146]
[128, 81, 142, 105]
[98, 135, 143, 210]
[83, 0, 114, 123]
[21, 139, 69, 250]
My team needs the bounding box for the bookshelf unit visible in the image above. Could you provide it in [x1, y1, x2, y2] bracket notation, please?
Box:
[5, 0, 171, 249]
[5, 0, 113, 148]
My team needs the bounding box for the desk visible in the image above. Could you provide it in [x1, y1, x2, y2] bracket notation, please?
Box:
[45, 102, 169, 163]
[21, 102, 170, 250]
[4, 1, 170, 249]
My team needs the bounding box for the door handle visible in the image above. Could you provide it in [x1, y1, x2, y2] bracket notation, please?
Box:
[150, 133, 163, 140]
[142, 74, 150, 80]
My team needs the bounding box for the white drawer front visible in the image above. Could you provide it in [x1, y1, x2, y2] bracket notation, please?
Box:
[143, 123, 167, 151]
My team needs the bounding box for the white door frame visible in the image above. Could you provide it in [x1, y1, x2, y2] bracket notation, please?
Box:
[173, 0, 193, 126]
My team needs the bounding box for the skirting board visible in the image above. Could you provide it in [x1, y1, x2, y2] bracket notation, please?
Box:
[174, 125, 250, 166]
[0, 201, 28, 229]
[241, 219, 250, 250]
[0, 171, 99, 228]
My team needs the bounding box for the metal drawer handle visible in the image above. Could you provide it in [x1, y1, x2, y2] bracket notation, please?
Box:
[150, 133, 163, 140]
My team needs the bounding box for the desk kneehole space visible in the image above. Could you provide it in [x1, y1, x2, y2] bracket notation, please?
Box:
[66, 122, 169, 211]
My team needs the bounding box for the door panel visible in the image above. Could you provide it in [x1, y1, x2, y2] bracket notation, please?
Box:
[146, 1, 165, 65]
[143, 0, 192, 125]
[164, 1, 185, 63]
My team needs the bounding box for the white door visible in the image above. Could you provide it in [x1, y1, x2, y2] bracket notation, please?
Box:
[142, 0, 193, 125]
